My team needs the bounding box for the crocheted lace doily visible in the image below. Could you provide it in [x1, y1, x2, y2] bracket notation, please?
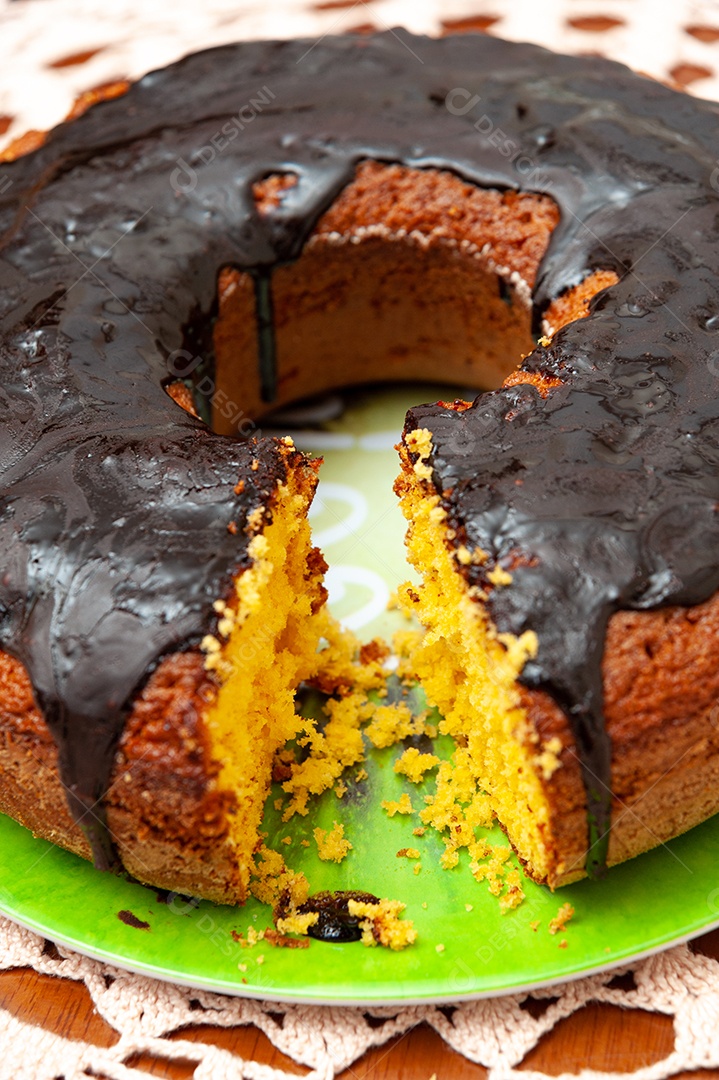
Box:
[3, 0, 719, 1077]
[3, 0, 719, 146]
[3, 916, 719, 1080]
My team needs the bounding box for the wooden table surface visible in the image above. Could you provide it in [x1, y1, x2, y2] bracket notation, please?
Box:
[3, 927, 719, 1078]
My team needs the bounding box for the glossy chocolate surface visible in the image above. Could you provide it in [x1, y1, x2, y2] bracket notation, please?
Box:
[297, 890, 381, 943]
[1, 31, 718, 871]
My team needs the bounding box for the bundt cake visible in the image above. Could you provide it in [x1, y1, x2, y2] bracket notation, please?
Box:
[1, 30, 718, 903]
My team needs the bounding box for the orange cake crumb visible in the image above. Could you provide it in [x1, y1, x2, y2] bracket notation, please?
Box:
[364, 701, 423, 748]
[549, 903, 575, 935]
[250, 844, 310, 909]
[346, 897, 417, 950]
[394, 746, 440, 783]
[314, 821, 352, 862]
[381, 793, 414, 817]
[281, 692, 370, 819]
[275, 910, 320, 937]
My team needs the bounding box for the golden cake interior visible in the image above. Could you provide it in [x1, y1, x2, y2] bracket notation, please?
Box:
[207, 159, 621, 888]
[394, 451, 557, 884]
[197, 457, 329, 898]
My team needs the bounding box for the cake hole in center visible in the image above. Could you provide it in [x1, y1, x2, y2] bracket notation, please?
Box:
[166, 164, 617, 437]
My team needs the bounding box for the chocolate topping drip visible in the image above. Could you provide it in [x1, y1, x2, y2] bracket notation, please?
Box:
[1, 32, 718, 872]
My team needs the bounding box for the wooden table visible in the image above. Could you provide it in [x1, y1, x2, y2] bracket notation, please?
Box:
[3, 928, 719, 1078]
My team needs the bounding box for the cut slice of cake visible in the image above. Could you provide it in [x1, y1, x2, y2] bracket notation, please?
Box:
[0, 438, 329, 904]
[396, 411, 719, 889]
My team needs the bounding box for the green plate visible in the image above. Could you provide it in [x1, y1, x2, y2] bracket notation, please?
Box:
[1, 385, 718, 1005]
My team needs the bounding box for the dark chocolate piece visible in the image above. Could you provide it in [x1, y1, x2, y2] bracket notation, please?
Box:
[1, 31, 718, 873]
[297, 890, 381, 943]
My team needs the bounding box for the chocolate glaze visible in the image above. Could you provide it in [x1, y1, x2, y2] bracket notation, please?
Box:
[1, 32, 718, 874]
[117, 909, 151, 930]
[297, 890, 381, 943]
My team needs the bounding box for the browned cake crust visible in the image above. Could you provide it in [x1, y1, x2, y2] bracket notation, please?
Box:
[523, 594, 719, 885]
[0, 649, 245, 903]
